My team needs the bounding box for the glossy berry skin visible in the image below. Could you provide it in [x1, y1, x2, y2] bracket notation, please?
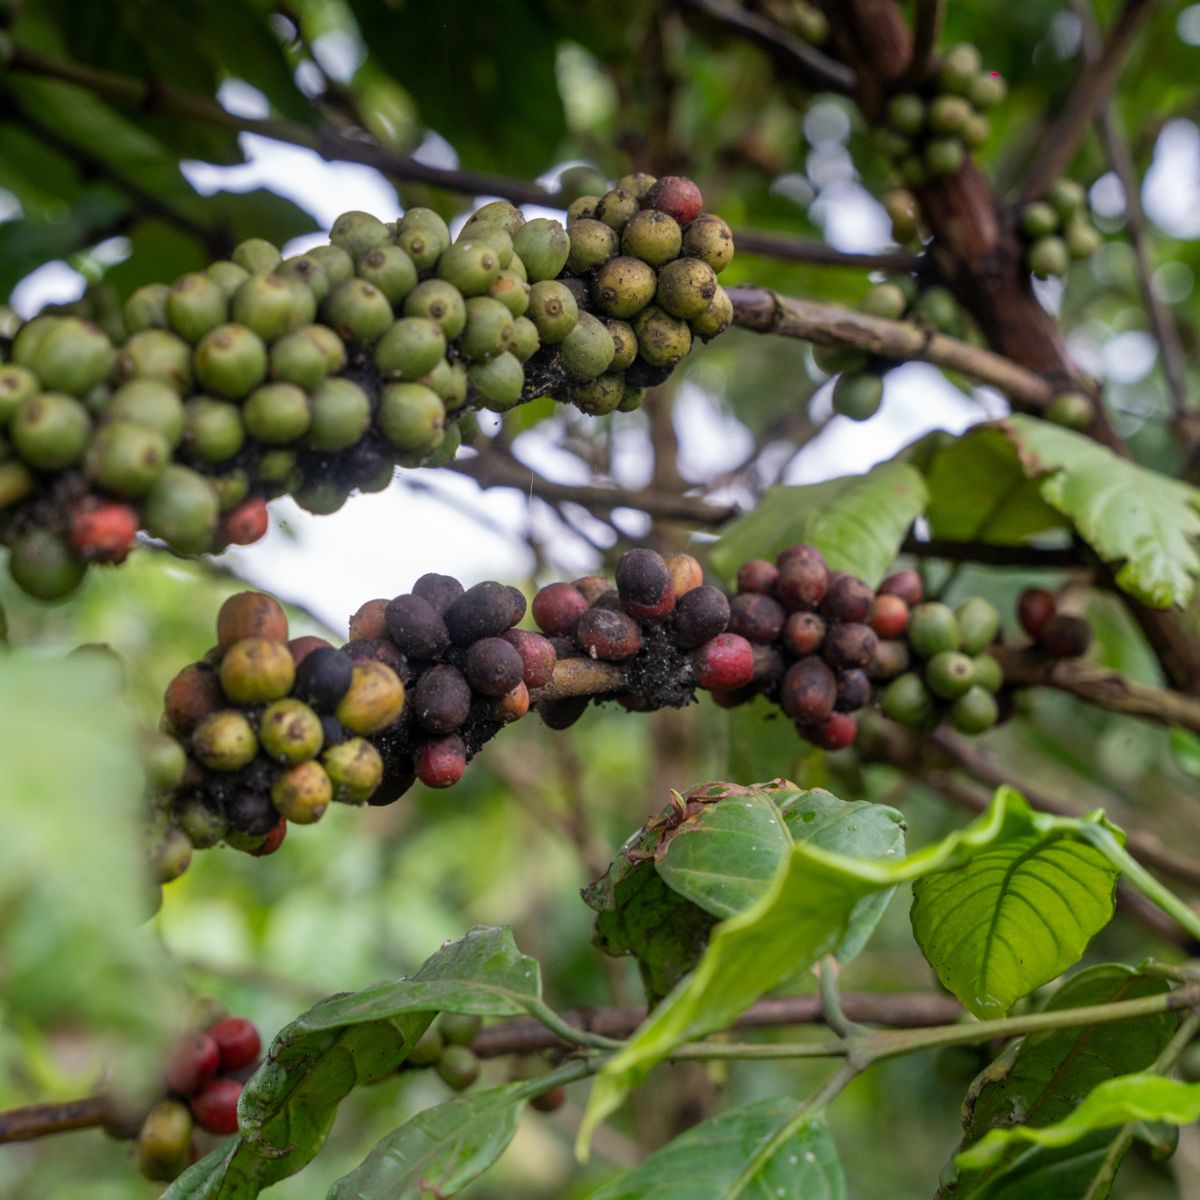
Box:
[250, 818, 287, 857]
[807, 712, 857, 750]
[645, 176, 703, 226]
[190, 1078, 243, 1135]
[415, 735, 467, 788]
[736, 559, 779, 595]
[384, 594, 450, 660]
[879, 569, 923, 606]
[728, 592, 786, 643]
[869, 594, 909, 639]
[1018, 588, 1057, 638]
[1037, 614, 1092, 659]
[227, 790, 280, 837]
[820, 576, 874, 624]
[671, 585, 731, 649]
[692, 633, 755, 691]
[821, 622, 878, 670]
[502, 630, 557, 689]
[465, 637, 525, 697]
[782, 611, 826, 656]
[209, 1017, 262, 1071]
[166, 1031, 220, 1096]
[576, 608, 643, 661]
[412, 665, 472, 733]
[69, 500, 139, 563]
[615, 549, 676, 621]
[780, 657, 837, 725]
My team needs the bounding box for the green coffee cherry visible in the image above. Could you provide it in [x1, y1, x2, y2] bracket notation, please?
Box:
[0, 365, 39, 426]
[962, 113, 991, 150]
[232, 274, 315, 341]
[117, 330, 194, 393]
[955, 596, 1000, 654]
[205, 260, 251, 300]
[463, 199, 525, 238]
[566, 195, 600, 224]
[276, 254, 331, 304]
[506, 315, 540, 362]
[436, 1044, 480, 1091]
[457, 297, 514, 362]
[972, 653, 1004, 693]
[421, 419, 462, 467]
[295, 479, 350, 514]
[269, 324, 347, 389]
[875, 127, 911, 161]
[813, 343, 868, 374]
[511, 218, 570, 282]
[378, 382, 444, 453]
[194, 324, 268, 399]
[690, 286, 734, 339]
[436, 240, 501, 297]
[183, 398, 245, 463]
[330, 210, 392, 257]
[634, 306, 692, 367]
[11, 392, 91, 470]
[561, 311, 616, 380]
[396, 211, 451, 273]
[618, 383, 645, 412]
[469, 352, 524, 412]
[925, 650, 976, 699]
[914, 286, 959, 333]
[929, 95, 971, 135]
[614, 172, 657, 200]
[259, 697, 324, 764]
[29, 319, 115, 396]
[655, 257, 718, 320]
[1046, 390, 1094, 430]
[405, 279, 467, 339]
[106, 380, 185, 447]
[606, 319, 638, 371]
[681, 213, 734, 273]
[220, 637, 296, 704]
[1065, 218, 1101, 259]
[938, 43, 982, 94]
[141, 465, 219, 552]
[192, 709, 258, 771]
[135, 1101, 194, 1182]
[124, 283, 171, 334]
[908, 602, 960, 658]
[421, 358, 468, 407]
[375, 316, 447, 379]
[527, 280, 579, 343]
[620, 209, 682, 267]
[570, 372, 625, 416]
[459, 222, 513, 269]
[232, 237, 282, 275]
[881, 671, 935, 728]
[899, 156, 929, 188]
[1048, 177, 1086, 219]
[558, 166, 608, 204]
[324, 279, 394, 343]
[244, 382, 311, 444]
[594, 187, 638, 231]
[85, 419, 170, 496]
[951, 685, 999, 734]
[832, 372, 884, 422]
[1020, 202, 1059, 239]
[271, 760, 332, 824]
[8, 529, 86, 599]
[308, 378, 371, 451]
[887, 93, 925, 134]
[488, 270, 530, 317]
[860, 283, 908, 320]
[323, 736, 384, 804]
[408, 1026, 445, 1067]
[0, 461, 34, 509]
[12, 316, 63, 367]
[308, 243, 355, 287]
[925, 137, 965, 176]
[212, 469, 249, 513]
[167, 273, 228, 342]
[566, 218, 619, 273]
[257, 447, 297, 484]
[1028, 235, 1069, 279]
[439, 1012, 483, 1045]
[175, 795, 229, 848]
[593, 256, 657, 319]
[968, 71, 1007, 109]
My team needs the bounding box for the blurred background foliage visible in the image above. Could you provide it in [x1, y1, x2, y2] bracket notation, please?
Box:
[1, 0, 1199, 1196]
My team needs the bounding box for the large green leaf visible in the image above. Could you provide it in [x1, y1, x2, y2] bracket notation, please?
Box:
[0, 654, 182, 1088]
[940, 964, 1177, 1199]
[955, 1074, 1200, 1171]
[579, 789, 1115, 1154]
[164, 926, 546, 1199]
[588, 1099, 844, 1199]
[910, 812, 1119, 1019]
[709, 461, 929, 587]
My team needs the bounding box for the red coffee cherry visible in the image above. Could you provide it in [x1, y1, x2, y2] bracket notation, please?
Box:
[807, 711, 858, 750]
[780, 657, 837, 725]
[532, 582, 589, 636]
[415, 734, 468, 788]
[190, 1078, 243, 1135]
[781, 611, 826, 656]
[869, 594, 910, 639]
[1018, 588, 1057, 638]
[615, 548, 676, 621]
[209, 1017, 262, 1071]
[879, 569, 923, 606]
[692, 633, 755, 690]
[166, 1031, 220, 1096]
[735, 559, 779, 595]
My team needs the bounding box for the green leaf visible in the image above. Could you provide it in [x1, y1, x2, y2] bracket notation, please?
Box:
[588, 1100, 844, 1199]
[580, 788, 1106, 1154]
[327, 1077, 556, 1199]
[709, 460, 928, 586]
[910, 807, 1119, 1018]
[955, 1074, 1200, 1170]
[164, 926, 545, 1199]
[940, 963, 1177, 1199]
[0, 654, 182, 1089]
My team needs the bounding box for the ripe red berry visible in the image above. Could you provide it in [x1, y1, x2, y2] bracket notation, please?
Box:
[348, 598, 390, 640]
[807, 711, 857, 750]
[575, 607, 643, 661]
[869, 594, 910, 639]
[219, 497, 269, 546]
[672, 585, 730, 649]
[736, 559, 779, 595]
[727, 592, 786, 643]
[69, 500, 139, 563]
[615, 548, 676, 621]
[645, 176, 703, 226]
[502, 630, 557, 689]
[780, 657, 837, 725]
[415, 734, 468, 788]
[692, 633, 755, 690]
[820, 576, 875, 623]
[777, 543, 827, 570]
[163, 663, 224, 733]
[166, 1031, 220, 1096]
[492, 681, 530, 723]
[782, 611, 826, 656]
[1018, 588, 1057, 638]
[209, 1017, 262, 1071]
[250, 818, 287, 857]
[879, 569, 923, 606]
[532, 582, 589, 636]
[288, 635, 333, 666]
[189, 1078, 242, 1135]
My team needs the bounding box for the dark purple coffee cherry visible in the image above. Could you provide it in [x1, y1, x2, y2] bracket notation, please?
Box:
[728, 592, 786, 644]
[385, 594, 450, 660]
[320, 714, 347, 746]
[736, 559, 778, 595]
[292, 647, 354, 712]
[465, 637, 525, 696]
[820, 576, 875, 623]
[750, 643, 786, 688]
[576, 608, 642, 661]
[834, 668, 871, 712]
[445, 581, 519, 645]
[412, 664, 472, 733]
[1037, 614, 1092, 659]
[538, 695, 589, 729]
[615, 548, 675, 620]
[821, 622, 878, 670]
[505, 586, 527, 627]
[775, 557, 829, 611]
[780, 657, 837, 725]
[368, 766, 416, 806]
[412, 572, 465, 614]
[671, 585, 730, 649]
[227, 791, 280, 837]
[343, 637, 408, 677]
[532, 582, 589, 636]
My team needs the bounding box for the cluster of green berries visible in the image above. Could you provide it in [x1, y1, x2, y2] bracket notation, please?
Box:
[817, 278, 963, 421]
[1019, 177, 1102, 279]
[0, 177, 734, 601]
[878, 44, 1006, 186]
[760, 0, 829, 44]
[408, 1012, 485, 1093]
[111, 1006, 262, 1183]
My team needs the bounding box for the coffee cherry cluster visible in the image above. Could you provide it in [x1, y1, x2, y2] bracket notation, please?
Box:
[0, 178, 734, 600]
[1017, 587, 1094, 659]
[127, 1012, 262, 1182]
[878, 587, 1004, 734]
[1018, 178, 1101, 280]
[877, 44, 1005, 186]
[408, 1013, 484, 1092]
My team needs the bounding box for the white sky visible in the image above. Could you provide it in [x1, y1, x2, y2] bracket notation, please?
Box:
[8, 80, 1195, 630]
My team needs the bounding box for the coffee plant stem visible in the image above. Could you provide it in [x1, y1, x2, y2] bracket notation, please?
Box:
[817, 957, 864, 1039]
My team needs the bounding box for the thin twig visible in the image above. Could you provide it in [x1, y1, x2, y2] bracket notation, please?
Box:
[901, 535, 1083, 569]
[899, 0, 946, 87]
[732, 229, 919, 272]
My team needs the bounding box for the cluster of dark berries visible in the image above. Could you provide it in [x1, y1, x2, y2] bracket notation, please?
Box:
[1019, 178, 1101, 281]
[124, 1011, 262, 1182]
[0, 178, 734, 600]
[878, 584, 1004, 734]
[1017, 587, 1094, 659]
[877, 43, 1005, 185]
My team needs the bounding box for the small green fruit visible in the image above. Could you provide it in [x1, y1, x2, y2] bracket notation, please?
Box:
[566, 195, 600, 224]
[124, 283, 171, 334]
[567, 218, 620, 272]
[117, 330, 193, 393]
[436, 1044, 480, 1091]
[421, 358, 468, 407]
[1020, 202, 1059, 238]
[972, 653, 1004, 693]
[506, 315, 540, 362]
[908, 602, 960, 658]
[355, 245, 418, 304]
[396, 210, 451, 273]
[951, 685, 999, 733]
[458, 222, 512, 269]
[456, 297, 514, 362]
[593, 256, 657, 319]
[408, 1026, 444, 1067]
[813, 343, 867, 374]
[257, 447, 297, 484]
[680, 213, 733, 273]
[928, 95, 971, 134]
[831, 372, 884, 421]
[378, 382, 445, 453]
[141, 730, 187, 792]
[962, 113, 990, 150]
[219, 636, 295, 705]
[655, 257, 718, 320]
[182, 398, 244, 463]
[308, 378, 371, 451]
[462, 199, 525, 237]
[374, 316, 447, 379]
[259, 698, 324, 764]
[323, 279, 394, 343]
[194, 324, 268, 399]
[881, 672, 934, 728]
[439, 1012, 483, 1044]
[938, 43, 982, 94]
[569, 371, 625, 416]
[955, 596, 1000, 654]
[141, 465, 220, 552]
[468, 352, 524, 412]
[527, 280, 580, 343]
[231, 238, 282, 275]
[606, 319, 638, 370]
[205, 260, 251, 300]
[29, 318, 115, 396]
[436, 240, 501, 297]
[860, 283, 908, 320]
[330, 210, 391, 257]
[269, 324, 347, 389]
[1045, 390, 1094, 430]
[11, 392, 91, 469]
[488, 270, 530, 316]
[614, 172, 657, 200]
[232, 274, 315, 342]
[1048, 177, 1087, 219]
[594, 187, 638, 230]
[1065, 218, 1101, 259]
[271, 760, 332, 824]
[914, 286, 959, 332]
[106, 380, 185, 447]
[925, 650, 976, 699]
[404, 279, 467, 339]
[968, 71, 1007, 109]
[511, 218, 570, 282]
[243, 382, 311, 444]
[561, 311, 616, 380]
[0, 365, 39, 425]
[86, 419, 170, 495]
[925, 136, 965, 176]
[167, 273, 229, 342]
[294, 479, 350, 514]
[887, 93, 925, 134]
[323, 736, 384, 803]
[308, 243, 355, 286]
[1028, 235, 1069, 279]
[8, 529, 86, 599]
[633, 305, 692, 367]
[192, 709, 258, 771]
[175, 795, 228, 848]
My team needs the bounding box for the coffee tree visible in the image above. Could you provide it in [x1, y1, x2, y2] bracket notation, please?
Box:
[2, 1, 1200, 1196]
